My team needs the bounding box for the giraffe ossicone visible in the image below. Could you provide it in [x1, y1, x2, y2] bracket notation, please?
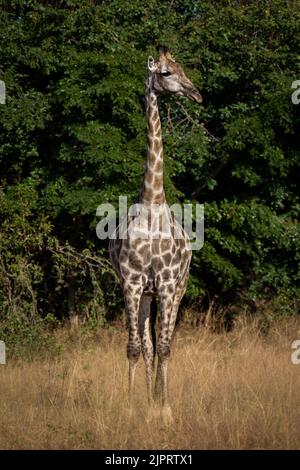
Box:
[109, 46, 202, 421]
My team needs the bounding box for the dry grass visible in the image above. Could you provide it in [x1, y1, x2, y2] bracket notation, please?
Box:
[1, 317, 300, 449]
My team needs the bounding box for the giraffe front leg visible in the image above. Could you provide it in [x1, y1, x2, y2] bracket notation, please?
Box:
[124, 283, 143, 412]
[156, 284, 175, 424]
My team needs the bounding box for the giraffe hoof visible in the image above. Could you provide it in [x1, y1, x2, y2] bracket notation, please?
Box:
[162, 404, 174, 426]
[126, 406, 134, 420]
[146, 404, 160, 423]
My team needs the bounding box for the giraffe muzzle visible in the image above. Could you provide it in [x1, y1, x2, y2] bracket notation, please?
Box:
[186, 88, 203, 104]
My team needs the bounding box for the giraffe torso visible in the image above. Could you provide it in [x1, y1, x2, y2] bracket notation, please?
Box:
[109, 203, 191, 294]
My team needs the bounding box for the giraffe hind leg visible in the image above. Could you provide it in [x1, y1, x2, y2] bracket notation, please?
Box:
[155, 284, 176, 417]
[138, 294, 156, 406]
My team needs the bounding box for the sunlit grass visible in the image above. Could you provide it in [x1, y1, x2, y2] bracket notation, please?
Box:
[0, 317, 300, 449]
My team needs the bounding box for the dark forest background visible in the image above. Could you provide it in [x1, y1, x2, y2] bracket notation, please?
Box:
[0, 0, 299, 352]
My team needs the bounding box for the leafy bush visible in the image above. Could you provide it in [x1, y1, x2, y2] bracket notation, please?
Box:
[0, 311, 60, 360]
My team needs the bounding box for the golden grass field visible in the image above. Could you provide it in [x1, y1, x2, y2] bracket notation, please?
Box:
[1, 316, 300, 450]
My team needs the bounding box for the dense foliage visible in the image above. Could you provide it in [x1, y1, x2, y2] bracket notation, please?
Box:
[0, 0, 299, 335]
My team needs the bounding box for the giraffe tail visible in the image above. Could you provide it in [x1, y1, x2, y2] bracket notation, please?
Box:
[150, 297, 157, 359]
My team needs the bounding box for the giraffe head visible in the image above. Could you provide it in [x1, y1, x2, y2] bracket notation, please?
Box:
[147, 46, 202, 104]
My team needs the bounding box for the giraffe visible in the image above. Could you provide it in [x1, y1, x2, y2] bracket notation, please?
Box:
[109, 46, 202, 421]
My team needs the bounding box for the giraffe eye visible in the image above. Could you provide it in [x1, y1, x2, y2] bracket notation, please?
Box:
[160, 71, 171, 77]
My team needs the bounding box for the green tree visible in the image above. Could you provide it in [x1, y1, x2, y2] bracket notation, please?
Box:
[0, 0, 299, 332]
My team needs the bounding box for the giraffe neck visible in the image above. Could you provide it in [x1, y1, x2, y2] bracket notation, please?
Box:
[140, 79, 165, 205]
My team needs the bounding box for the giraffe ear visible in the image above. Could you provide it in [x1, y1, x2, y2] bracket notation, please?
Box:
[147, 56, 158, 72]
